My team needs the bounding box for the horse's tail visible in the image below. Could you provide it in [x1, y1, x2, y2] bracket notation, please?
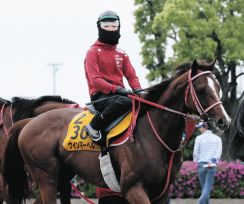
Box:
[3, 118, 32, 204]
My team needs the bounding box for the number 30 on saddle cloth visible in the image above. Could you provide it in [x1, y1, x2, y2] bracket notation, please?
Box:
[62, 110, 132, 152]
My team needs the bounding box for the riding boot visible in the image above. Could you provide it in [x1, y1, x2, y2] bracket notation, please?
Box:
[85, 123, 102, 141]
[86, 113, 104, 142]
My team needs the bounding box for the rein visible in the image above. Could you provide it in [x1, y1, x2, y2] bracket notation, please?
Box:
[128, 70, 223, 201]
[0, 103, 13, 136]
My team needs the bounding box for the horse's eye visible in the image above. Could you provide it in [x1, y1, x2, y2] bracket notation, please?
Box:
[198, 90, 205, 95]
[197, 87, 205, 93]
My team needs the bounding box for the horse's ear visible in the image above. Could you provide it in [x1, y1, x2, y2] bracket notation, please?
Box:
[208, 58, 216, 70]
[191, 59, 198, 75]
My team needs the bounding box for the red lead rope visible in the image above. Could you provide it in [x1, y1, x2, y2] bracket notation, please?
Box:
[70, 181, 95, 204]
[147, 111, 195, 202]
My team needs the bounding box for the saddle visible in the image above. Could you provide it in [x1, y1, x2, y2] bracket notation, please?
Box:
[63, 105, 132, 152]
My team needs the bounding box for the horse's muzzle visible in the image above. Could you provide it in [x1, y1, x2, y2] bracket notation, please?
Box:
[207, 116, 231, 133]
[216, 117, 231, 130]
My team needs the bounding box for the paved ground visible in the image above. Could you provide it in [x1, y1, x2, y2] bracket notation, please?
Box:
[8, 198, 242, 203]
[65, 198, 243, 204]
[169, 199, 243, 204]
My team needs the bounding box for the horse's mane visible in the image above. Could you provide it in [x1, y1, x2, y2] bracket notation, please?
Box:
[0, 98, 11, 107]
[139, 62, 192, 115]
[12, 95, 76, 122]
[32, 95, 75, 107]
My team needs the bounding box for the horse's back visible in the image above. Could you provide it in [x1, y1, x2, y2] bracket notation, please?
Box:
[18, 108, 82, 160]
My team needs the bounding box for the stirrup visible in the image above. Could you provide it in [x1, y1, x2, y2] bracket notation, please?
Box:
[85, 124, 102, 141]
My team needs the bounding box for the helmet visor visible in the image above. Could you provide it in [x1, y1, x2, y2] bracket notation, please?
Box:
[100, 20, 119, 27]
[100, 20, 119, 31]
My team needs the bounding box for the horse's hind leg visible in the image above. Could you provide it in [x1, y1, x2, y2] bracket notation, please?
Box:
[125, 183, 150, 204]
[58, 165, 72, 204]
[32, 195, 42, 204]
[30, 168, 58, 204]
[38, 177, 58, 204]
[0, 174, 4, 204]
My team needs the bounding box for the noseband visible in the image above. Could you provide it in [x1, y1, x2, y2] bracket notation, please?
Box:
[0, 103, 14, 136]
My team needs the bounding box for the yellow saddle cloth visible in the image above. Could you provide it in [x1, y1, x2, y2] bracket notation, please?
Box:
[63, 110, 132, 151]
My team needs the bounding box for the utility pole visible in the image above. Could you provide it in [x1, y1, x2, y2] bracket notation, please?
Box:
[47, 63, 62, 95]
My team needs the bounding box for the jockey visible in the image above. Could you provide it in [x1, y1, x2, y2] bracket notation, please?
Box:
[84, 10, 141, 142]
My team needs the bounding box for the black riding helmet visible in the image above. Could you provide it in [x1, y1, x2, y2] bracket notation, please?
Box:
[97, 10, 120, 23]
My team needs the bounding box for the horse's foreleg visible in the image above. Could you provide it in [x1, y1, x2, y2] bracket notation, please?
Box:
[125, 183, 150, 204]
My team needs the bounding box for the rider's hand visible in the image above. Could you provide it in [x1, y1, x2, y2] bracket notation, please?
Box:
[133, 88, 142, 96]
[116, 86, 133, 96]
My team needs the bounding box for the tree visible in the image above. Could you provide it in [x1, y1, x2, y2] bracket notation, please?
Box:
[134, 0, 244, 115]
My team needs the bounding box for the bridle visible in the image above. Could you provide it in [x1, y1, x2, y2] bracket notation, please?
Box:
[128, 69, 223, 201]
[0, 103, 14, 136]
[129, 69, 223, 125]
[185, 69, 222, 118]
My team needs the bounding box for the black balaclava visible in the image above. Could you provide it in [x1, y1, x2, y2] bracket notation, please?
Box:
[97, 10, 121, 45]
[97, 23, 120, 45]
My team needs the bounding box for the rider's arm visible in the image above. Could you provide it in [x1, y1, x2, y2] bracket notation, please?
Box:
[122, 54, 141, 90]
[85, 49, 117, 94]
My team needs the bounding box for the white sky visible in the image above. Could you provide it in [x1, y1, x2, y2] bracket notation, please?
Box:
[1, 0, 242, 107]
[0, 0, 149, 106]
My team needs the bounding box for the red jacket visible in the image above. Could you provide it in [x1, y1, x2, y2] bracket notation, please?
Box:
[84, 40, 141, 96]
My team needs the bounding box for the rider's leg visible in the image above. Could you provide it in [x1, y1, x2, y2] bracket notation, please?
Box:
[87, 93, 131, 141]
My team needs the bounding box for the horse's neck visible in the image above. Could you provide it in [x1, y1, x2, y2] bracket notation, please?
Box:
[147, 81, 187, 150]
[132, 88, 186, 196]
[153, 105, 185, 149]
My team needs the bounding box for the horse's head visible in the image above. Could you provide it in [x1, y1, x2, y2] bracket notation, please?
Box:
[186, 59, 231, 132]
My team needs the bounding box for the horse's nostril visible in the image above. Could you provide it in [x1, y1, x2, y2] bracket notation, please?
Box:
[217, 118, 228, 129]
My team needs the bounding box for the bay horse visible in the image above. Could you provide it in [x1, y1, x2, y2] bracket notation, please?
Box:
[3, 60, 231, 204]
[0, 96, 79, 204]
[226, 99, 244, 161]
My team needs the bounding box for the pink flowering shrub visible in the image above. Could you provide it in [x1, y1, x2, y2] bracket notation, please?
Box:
[170, 161, 244, 198]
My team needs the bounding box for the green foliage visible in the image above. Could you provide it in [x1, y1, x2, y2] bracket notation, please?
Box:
[182, 128, 201, 161]
[134, 0, 169, 80]
[134, 0, 244, 115]
[183, 133, 196, 161]
[78, 183, 96, 198]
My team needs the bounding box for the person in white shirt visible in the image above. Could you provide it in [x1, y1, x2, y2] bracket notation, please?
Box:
[193, 122, 222, 204]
